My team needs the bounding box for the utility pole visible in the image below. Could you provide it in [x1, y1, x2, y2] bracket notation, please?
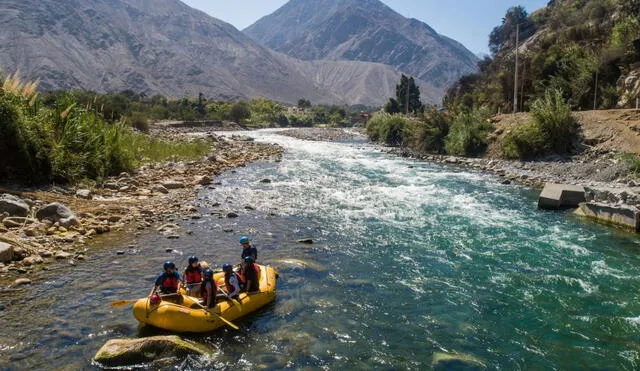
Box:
[513, 24, 520, 114]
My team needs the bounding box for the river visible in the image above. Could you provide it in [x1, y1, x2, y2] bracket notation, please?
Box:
[2, 130, 640, 370]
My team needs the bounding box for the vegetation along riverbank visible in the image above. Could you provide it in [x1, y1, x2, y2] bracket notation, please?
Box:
[0, 74, 283, 286]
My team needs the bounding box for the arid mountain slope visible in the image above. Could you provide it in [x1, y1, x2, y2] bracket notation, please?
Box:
[0, 0, 429, 105]
[244, 0, 479, 90]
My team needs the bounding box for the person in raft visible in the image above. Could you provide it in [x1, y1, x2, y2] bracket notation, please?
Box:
[241, 256, 260, 293]
[200, 268, 217, 308]
[150, 261, 182, 303]
[240, 236, 257, 262]
[222, 263, 242, 299]
[183, 255, 203, 297]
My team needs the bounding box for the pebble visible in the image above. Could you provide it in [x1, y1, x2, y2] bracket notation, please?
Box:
[14, 278, 31, 285]
[76, 255, 86, 260]
[116, 251, 125, 255]
[166, 248, 174, 252]
[227, 212, 239, 218]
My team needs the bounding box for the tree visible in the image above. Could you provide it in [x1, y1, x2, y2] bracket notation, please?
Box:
[489, 6, 534, 54]
[230, 101, 251, 124]
[297, 98, 312, 109]
[394, 75, 424, 115]
[384, 98, 401, 114]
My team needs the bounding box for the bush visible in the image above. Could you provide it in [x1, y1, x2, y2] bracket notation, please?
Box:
[501, 89, 578, 159]
[444, 109, 493, 156]
[365, 112, 409, 146]
[127, 112, 149, 132]
[405, 109, 450, 153]
[529, 88, 578, 154]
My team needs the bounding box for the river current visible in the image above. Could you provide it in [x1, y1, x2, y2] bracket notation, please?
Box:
[2, 130, 640, 370]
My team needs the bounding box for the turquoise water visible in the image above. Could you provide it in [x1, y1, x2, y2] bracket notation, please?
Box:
[2, 130, 640, 369]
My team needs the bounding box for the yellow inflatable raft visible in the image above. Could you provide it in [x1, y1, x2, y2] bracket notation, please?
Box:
[133, 264, 277, 333]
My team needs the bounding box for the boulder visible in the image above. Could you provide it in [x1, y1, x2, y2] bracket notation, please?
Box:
[14, 278, 32, 286]
[55, 251, 72, 260]
[22, 255, 43, 266]
[538, 183, 585, 210]
[162, 181, 185, 190]
[151, 185, 169, 194]
[226, 212, 239, 218]
[296, 238, 314, 244]
[0, 194, 30, 217]
[75, 189, 92, 199]
[0, 242, 14, 262]
[259, 178, 272, 184]
[92, 336, 209, 368]
[35, 203, 79, 228]
[575, 202, 640, 231]
[194, 175, 212, 186]
[432, 352, 486, 370]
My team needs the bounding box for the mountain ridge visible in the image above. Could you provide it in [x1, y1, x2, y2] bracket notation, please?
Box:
[244, 0, 479, 90]
[0, 0, 437, 106]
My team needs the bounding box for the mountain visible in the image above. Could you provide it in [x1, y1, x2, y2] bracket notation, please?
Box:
[0, 0, 430, 106]
[244, 0, 479, 90]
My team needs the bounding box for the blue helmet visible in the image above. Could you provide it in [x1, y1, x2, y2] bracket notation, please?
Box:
[223, 263, 233, 273]
[204, 268, 214, 279]
[244, 256, 254, 264]
[163, 261, 176, 270]
[239, 236, 250, 244]
[188, 256, 198, 265]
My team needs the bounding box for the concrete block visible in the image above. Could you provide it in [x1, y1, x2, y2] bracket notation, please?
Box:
[575, 202, 640, 231]
[538, 183, 585, 210]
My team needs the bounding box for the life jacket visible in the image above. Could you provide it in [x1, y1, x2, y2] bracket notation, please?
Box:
[241, 264, 260, 292]
[200, 279, 217, 307]
[184, 266, 203, 284]
[161, 273, 179, 292]
[225, 272, 242, 293]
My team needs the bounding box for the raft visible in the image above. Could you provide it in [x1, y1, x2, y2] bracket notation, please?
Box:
[133, 264, 277, 333]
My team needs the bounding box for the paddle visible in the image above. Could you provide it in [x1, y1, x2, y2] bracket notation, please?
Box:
[110, 292, 180, 308]
[191, 299, 240, 330]
[217, 287, 241, 306]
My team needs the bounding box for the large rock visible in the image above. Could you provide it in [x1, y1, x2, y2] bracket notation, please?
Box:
[0, 242, 14, 262]
[432, 352, 486, 370]
[35, 203, 79, 228]
[162, 180, 185, 190]
[575, 202, 640, 231]
[0, 194, 30, 217]
[538, 183, 585, 210]
[75, 189, 92, 199]
[93, 336, 209, 368]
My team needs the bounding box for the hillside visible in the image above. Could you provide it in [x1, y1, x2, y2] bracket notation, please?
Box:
[0, 0, 425, 106]
[445, 0, 640, 112]
[487, 109, 640, 159]
[244, 0, 479, 92]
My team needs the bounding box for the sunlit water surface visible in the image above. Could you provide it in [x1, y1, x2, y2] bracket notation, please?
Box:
[2, 130, 640, 370]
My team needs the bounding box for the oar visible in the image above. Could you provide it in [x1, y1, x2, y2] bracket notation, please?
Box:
[217, 287, 241, 306]
[191, 299, 240, 330]
[110, 293, 180, 308]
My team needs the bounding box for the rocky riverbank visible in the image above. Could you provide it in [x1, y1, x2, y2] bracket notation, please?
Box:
[278, 127, 366, 142]
[0, 130, 282, 286]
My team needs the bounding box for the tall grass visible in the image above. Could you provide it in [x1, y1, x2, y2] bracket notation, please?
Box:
[502, 89, 578, 159]
[366, 112, 410, 146]
[0, 72, 212, 184]
[444, 109, 493, 156]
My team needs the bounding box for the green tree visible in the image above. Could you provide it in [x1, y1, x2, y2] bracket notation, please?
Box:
[394, 75, 424, 115]
[489, 6, 535, 54]
[230, 101, 251, 124]
[297, 98, 312, 109]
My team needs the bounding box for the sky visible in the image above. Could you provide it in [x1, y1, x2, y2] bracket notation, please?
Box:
[181, 0, 549, 55]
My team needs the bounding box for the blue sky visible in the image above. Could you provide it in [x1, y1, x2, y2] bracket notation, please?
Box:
[182, 0, 549, 55]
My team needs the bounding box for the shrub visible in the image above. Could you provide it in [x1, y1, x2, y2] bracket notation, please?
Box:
[529, 88, 578, 154]
[365, 112, 409, 146]
[405, 109, 450, 153]
[127, 111, 149, 132]
[444, 109, 493, 156]
[501, 122, 547, 159]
